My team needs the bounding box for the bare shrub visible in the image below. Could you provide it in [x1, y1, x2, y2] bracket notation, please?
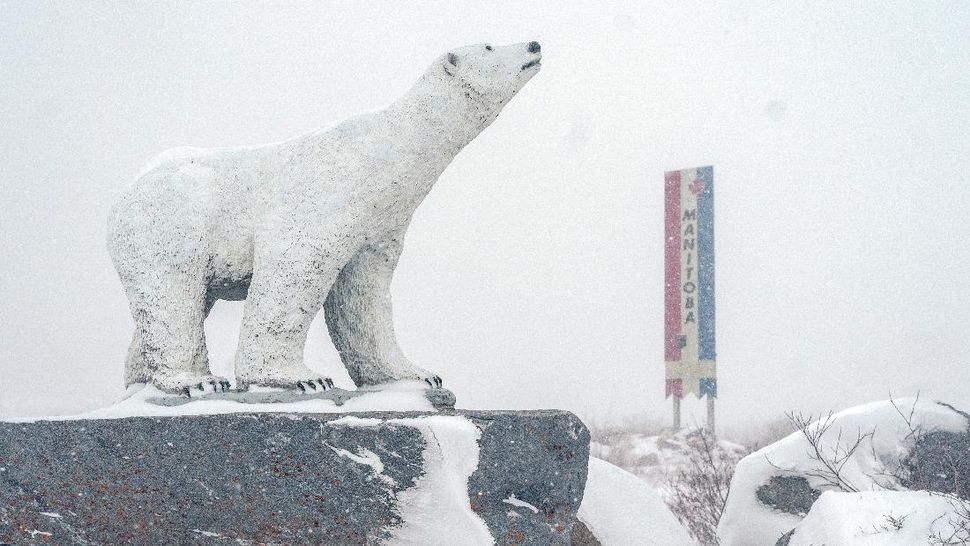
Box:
[929, 496, 970, 545]
[665, 429, 744, 545]
[767, 410, 875, 493]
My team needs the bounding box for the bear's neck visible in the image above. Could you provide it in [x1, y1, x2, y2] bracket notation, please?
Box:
[382, 67, 503, 164]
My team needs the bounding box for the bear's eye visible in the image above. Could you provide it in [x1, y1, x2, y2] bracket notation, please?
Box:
[485, 45, 493, 51]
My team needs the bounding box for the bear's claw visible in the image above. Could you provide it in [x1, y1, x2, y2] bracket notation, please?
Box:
[424, 376, 443, 389]
[296, 378, 333, 393]
[175, 375, 233, 398]
[209, 380, 231, 392]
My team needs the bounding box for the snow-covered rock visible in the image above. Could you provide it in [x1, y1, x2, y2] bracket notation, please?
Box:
[782, 490, 970, 546]
[577, 457, 694, 545]
[718, 398, 970, 546]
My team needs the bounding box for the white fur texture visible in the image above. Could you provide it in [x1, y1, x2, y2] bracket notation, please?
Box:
[107, 42, 541, 394]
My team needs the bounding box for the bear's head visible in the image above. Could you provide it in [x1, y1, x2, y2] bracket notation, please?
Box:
[441, 41, 542, 105]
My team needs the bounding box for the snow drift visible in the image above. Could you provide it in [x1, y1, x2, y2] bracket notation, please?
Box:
[578, 457, 693, 545]
[784, 490, 970, 546]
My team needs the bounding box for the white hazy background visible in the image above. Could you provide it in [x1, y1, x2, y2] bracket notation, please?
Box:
[2, 2, 969, 429]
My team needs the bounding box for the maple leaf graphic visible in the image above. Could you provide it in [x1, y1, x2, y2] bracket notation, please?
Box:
[689, 178, 706, 195]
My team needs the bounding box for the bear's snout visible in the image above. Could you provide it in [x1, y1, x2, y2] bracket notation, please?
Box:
[528, 41, 541, 54]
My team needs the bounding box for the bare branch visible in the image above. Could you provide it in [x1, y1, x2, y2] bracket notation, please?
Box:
[665, 428, 745, 545]
[780, 411, 875, 493]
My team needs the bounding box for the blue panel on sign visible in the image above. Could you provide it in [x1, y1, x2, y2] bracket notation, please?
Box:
[699, 377, 717, 398]
[697, 166, 716, 361]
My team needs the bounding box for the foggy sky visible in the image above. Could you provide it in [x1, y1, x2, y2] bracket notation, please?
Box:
[2, 2, 969, 432]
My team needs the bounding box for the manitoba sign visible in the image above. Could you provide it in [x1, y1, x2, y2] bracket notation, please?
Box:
[664, 166, 716, 399]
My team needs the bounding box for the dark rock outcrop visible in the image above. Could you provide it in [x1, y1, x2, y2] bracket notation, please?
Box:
[902, 427, 970, 501]
[0, 409, 589, 545]
[756, 475, 822, 516]
[569, 520, 602, 546]
[467, 411, 590, 544]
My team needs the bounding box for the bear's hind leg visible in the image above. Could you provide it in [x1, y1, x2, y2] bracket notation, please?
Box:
[128, 271, 231, 396]
[110, 176, 230, 396]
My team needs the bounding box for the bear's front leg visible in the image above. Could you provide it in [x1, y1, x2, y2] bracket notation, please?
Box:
[234, 237, 341, 392]
[323, 234, 442, 388]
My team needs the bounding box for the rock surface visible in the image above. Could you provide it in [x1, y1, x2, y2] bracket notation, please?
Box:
[0, 409, 589, 545]
[902, 427, 970, 501]
[755, 476, 821, 516]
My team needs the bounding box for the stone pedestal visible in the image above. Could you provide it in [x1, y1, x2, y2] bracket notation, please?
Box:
[0, 410, 589, 545]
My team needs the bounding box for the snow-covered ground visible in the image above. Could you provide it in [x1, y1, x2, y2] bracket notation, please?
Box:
[718, 397, 970, 545]
[787, 490, 970, 546]
[591, 426, 746, 494]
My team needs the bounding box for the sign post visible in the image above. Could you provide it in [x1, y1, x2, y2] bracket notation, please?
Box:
[664, 166, 716, 433]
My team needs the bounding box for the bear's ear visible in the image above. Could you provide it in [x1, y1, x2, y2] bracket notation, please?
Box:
[445, 52, 459, 70]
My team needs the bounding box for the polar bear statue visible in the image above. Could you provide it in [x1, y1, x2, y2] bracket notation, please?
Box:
[107, 42, 542, 396]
